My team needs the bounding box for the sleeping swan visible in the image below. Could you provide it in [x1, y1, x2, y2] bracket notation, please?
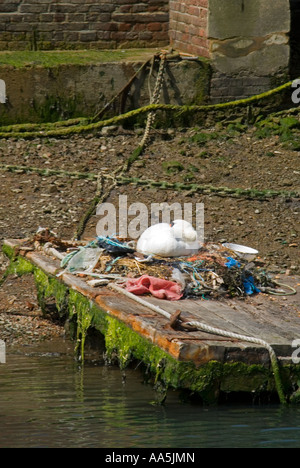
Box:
[136, 219, 199, 257]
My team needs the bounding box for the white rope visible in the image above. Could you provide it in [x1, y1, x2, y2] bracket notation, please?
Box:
[109, 283, 275, 358]
[185, 320, 277, 361]
[108, 281, 287, 403]
[140, 53, 166, 148]
[43, 242, 65, 260]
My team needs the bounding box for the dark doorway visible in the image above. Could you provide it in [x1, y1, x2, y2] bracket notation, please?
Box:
[290, 0, 300, 78]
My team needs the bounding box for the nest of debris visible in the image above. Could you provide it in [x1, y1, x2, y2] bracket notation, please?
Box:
[29, 229, 276, 299]
[94, 243, 275, 298]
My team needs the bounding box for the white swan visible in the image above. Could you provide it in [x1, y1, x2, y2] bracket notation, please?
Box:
[136, 219, 199, 257]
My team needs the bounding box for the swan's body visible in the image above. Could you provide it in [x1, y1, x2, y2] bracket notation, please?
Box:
[136, 220, 199, 257]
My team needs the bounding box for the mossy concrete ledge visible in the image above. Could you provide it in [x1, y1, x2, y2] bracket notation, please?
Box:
[2, 240, 300, 405]
[0, 51, 211, 126]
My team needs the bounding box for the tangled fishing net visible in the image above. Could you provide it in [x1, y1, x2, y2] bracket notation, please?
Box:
[27, 229, 278, 299]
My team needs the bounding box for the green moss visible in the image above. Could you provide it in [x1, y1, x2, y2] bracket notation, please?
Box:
[0, 49, 159, 68]
[0, 249, 34, 287]
[9, 256, 35, 276]
[254, 115, 300, 148]
[189, 131, 220, 145]
[1, 243, 16, 260]
[162, 160, 184, 174]
[67, 290, 94, 361]
[191, 60, 212, 105]
[34, 268, 68, 316]
[33, 95, 80, 123]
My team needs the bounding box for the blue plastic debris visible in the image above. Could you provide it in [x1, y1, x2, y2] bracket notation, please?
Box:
[225, 257, 241, 269]
[243, 276, 261, 295]
[96, 236, 135, 255]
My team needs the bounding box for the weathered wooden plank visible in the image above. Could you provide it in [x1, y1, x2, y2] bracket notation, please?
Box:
[234, 295, 300, 338]
[191, 298, 289, 345]
[141, 294, 295, 359]
[26, 251, 60, 277]
[143, 295, 262, 339]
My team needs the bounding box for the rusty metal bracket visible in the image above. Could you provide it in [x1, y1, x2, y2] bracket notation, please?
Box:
[169, 309, 199, 332]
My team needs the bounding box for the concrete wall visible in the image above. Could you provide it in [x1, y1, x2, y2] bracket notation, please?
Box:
[169, 0, 291, 101]
[208, 0, 290, 101]
[0, 59, 210, 125]
[0, 0, 169, 50]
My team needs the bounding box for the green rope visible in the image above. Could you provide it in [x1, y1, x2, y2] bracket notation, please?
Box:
[0, 163, 299, 201]
[0, 163, 98, 180]
[0, 78, 295, 139]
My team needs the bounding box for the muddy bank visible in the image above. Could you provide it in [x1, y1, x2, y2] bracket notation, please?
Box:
[0, 253, 65, 346]
[0, 122, 299, 345]
[0, 124, 299, 269]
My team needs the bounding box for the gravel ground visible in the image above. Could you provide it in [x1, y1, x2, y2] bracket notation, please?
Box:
[0, 123, 299, 346]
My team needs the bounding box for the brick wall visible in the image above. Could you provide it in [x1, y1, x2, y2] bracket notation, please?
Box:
[0, 0, 169, 50]
[169, 0, 209, 57]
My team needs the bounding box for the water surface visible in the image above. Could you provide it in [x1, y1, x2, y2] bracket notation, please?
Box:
[0, 341, 299, 448]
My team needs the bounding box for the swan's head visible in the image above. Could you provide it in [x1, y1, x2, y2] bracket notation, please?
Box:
[171, 219, 197, 242]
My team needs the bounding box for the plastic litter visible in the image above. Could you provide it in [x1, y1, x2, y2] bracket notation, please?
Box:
[62, 246, 104, 273]
[225, 257, 241, 269]
[29, 228, 291, 300]
[96, 236, 135, 255]
[243, 275, 261, 295]
[222, 243, 259, 261]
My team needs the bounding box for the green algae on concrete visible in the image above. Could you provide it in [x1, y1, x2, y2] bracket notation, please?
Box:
[0, 51, 212, 126]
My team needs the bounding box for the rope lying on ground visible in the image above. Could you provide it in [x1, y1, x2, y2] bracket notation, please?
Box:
[1, 163, 299, 201]
[73, 174, 107, 241]
[108, 283, 287, 404]
[261, 281, 297, 296]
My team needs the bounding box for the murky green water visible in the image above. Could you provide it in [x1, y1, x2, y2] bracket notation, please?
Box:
[0, 341, 300, 449]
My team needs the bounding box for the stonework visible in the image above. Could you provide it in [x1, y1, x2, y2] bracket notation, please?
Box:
[207, 0, 290, 101]
[0, 0, 294, 102]
[0, 0, 170, 50]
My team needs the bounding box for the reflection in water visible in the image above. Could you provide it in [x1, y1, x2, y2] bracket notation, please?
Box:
[0, 343, 300, 448]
